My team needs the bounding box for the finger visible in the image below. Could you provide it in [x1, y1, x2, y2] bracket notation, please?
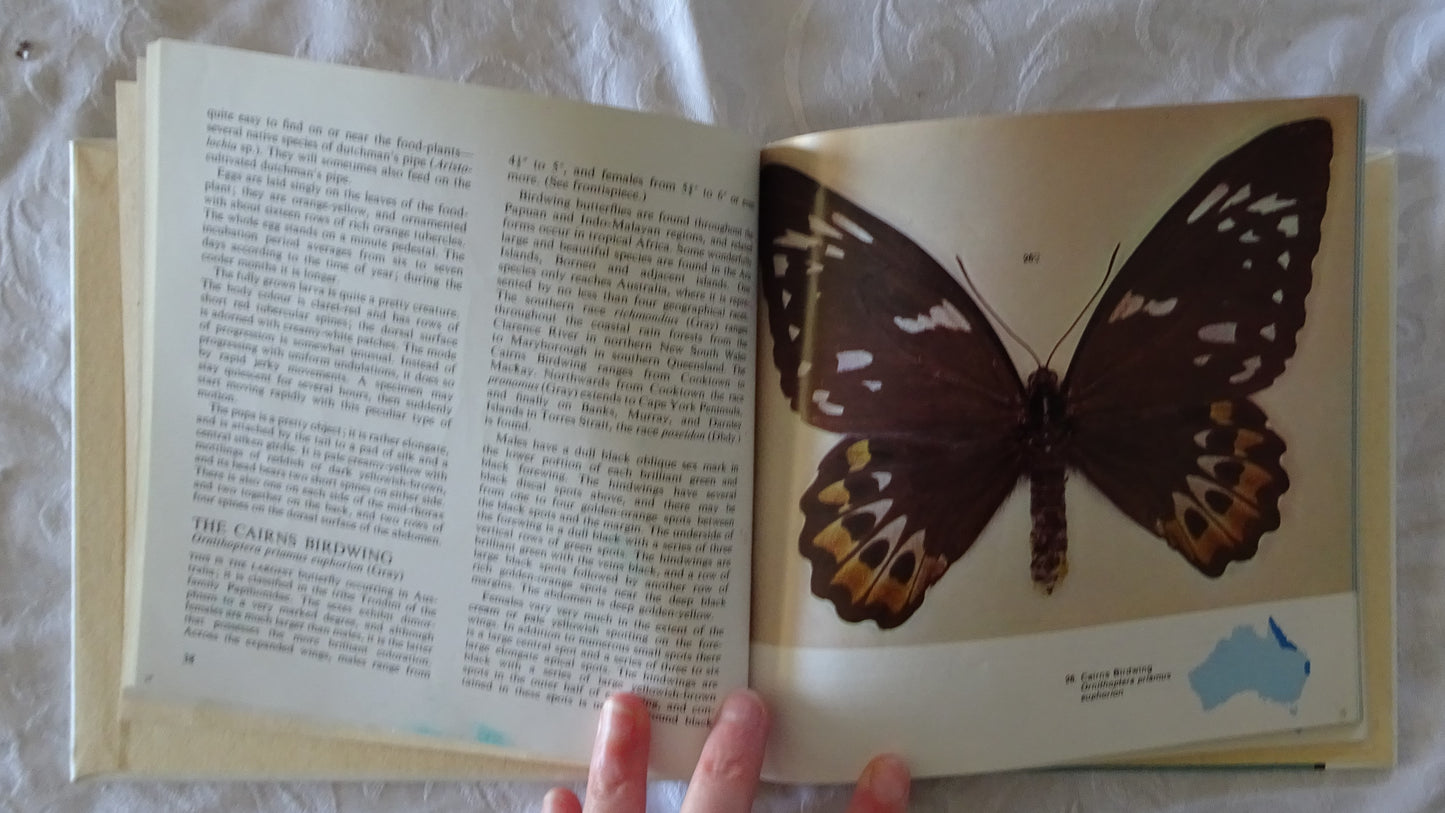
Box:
[679, 690, 770, 813]
[844, 754, 911, 813]
[542, 787, 582, 813]
[582, 693, 651, 813]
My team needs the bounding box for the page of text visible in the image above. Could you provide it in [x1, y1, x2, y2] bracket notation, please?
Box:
[128, 40, 757, 776]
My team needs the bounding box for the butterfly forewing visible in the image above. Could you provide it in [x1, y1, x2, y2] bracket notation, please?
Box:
[759, 164, 1024, 435]
[1064, 119, 1333, 412]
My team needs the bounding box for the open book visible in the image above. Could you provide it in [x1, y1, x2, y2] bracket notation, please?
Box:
[71, 39, 1396, 783]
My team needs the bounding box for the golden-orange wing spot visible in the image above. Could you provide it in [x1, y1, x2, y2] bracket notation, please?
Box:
[1163, 488, 1261, 574]
[1187, 474, 1263, 529]
[1209, 401, 1234, 423]
[845, 440, 871, 472]
[831, 555, 880, 603]
[863, 530, 927, 615]
[817, 481, 851, 507]
[1228, 429, 1263, 453]
[811, 519, 857, 562]
[1199, 454, 1276, 504]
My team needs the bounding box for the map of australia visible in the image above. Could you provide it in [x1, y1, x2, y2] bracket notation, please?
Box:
[1188, 617, 1311, 712]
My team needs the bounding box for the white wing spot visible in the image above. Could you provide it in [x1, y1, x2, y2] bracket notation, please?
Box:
[808, 215, 843, 240]
[1217, 217, 1236, 232]
[1240, 230, 1260, 244]
[874, 516, 909, 546]
[1272, 288, 1284, 304]
[831, 212, 874, 243]
[806, 261, 823, 275]
[1144, 297, 1178, 316]
[1248, 193, 1297, 214]
[836, 350, 874, 372]
[872, 472, 892, 491]
[1171, 492, 1206, 527]
[935, 301, 970, 330]
[1186, 474, 1232, 509]
[797, 360, 812, 377]
[1194, 354, 1211, 367]
[1109, 291, 1145, 322]
[1198, 454, 1234, 477]
[812, 389, 844, 416]
[1189, 183, 1230, 223]
[1229, 356, 1263, 384]
[825, 244, 845, 259]
[1260, 323, 1277, 341]
[1198, 322, 1238, 344]
[1242, 259, 1253, 270]
[1222, 185, 1252, 210]
[1278, 214, 1299, 238]
[893, 300, 971, 333]
[775, 230, 818, 249]
[780, 290, 792, 307]
[1277, 251, 1291, 269]
[772, 254, 788, 277]
[787, 324, 801, 340]
[862, 379, 882, 392]
[1194, 430, 1212, 448]
[854, 499, 896, 524]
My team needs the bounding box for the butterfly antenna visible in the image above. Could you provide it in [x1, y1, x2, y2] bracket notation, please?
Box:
[1044, 243, 1120, 370]
[954, 257, 1042, 369]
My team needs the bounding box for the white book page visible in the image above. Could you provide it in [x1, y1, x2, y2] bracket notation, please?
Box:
[749, 99, 1363, 781]
[127, 40, 758, 777]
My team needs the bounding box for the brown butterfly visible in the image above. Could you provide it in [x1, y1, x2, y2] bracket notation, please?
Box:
[759, 120, 1333, 628]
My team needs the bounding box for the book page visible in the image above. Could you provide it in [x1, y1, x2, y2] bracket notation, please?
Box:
[74, 132, 580, 782]
[71, 138, 125, 777]
[127, 40, 757, 776]
[1110, 152, 1396, 770]
[748, 99, 1364, 781]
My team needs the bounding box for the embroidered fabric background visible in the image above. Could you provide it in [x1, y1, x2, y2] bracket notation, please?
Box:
[3, 1, 1439, 809]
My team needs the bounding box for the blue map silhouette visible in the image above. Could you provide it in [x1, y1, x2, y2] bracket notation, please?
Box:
[1188, 617, 1311, 712]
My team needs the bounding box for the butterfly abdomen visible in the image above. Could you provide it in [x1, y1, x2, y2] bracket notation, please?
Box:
[1028, 456, 1069, 593]
[1022, 369, 1072, 593]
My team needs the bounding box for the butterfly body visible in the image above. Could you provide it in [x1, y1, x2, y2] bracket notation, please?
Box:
[761, 118, 1335, 629]
[1019, 368, 1072, 593]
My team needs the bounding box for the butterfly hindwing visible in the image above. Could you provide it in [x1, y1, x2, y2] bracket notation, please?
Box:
[759, 164, 1024, 435]
[800, 434, 1021, 629]
[1071, 398, 1288, 574]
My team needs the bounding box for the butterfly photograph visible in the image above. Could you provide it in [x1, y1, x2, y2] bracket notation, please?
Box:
[749, 100, 1360, 647]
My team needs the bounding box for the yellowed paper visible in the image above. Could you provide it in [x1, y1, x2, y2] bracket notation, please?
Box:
[73, 134, 581, 782]
[71, 138, 125, 778]
[1123, 152, 1397, 768]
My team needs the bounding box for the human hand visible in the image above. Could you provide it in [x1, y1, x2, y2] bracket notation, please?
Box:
[542, 690, 911, 813]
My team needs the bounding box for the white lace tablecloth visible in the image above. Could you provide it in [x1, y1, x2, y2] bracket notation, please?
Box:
[4, 1, 1441, 810]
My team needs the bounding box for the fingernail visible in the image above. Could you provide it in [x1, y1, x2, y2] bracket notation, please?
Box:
[718, 690, 765, 728]
[862, 754, 910, 806]
[600, 696, 638, 744]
